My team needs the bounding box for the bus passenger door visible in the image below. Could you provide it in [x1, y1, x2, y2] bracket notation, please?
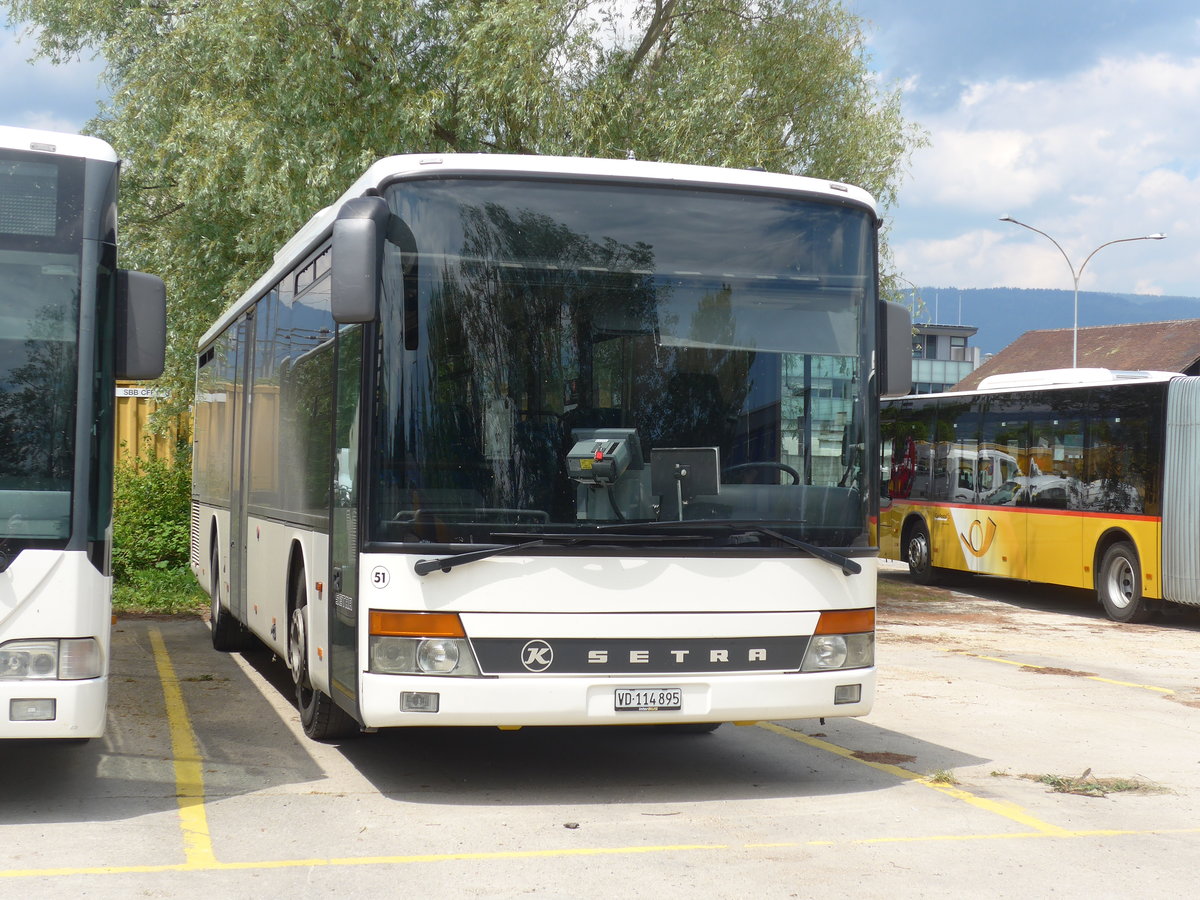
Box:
[328, 324, 364, 717]
[228, 312, 254, 623]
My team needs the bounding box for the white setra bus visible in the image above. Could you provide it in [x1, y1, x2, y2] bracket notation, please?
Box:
[0, 125, 165, 739]
[191, 154, 910, 740]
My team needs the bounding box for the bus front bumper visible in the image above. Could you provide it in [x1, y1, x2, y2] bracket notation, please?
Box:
[0, 677, 107, 739]
[357, 668, 874, 729]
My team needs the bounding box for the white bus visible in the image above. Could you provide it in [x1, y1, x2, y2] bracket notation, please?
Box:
[191, 154, 911, 740]
[0, 125, 165, 739]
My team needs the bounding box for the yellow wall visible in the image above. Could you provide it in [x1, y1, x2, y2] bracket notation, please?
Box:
[115, 383, 190, 468]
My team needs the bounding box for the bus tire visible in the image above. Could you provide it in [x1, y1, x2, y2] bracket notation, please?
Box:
[1098, 542, 1151, 623]
[906, 521, 941, 585]
[210, 545, 251, 652]
[289, 567, 359, 741]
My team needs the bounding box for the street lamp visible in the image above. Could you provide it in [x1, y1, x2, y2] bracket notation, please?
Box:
[998, 215, 1166, 367]
[894, 275, 922, 317]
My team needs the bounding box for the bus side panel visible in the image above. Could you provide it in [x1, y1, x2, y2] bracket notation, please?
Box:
[1079, 516, 1162, 600]
[928, 505, 1026, 579]
[875, 501, 897, 558]
[1028, 510, 1158, 594]
[191, 503, 230, 599]
[931, 506, 973, 573]
[897, 501, 1162, 595]
[243, 515, 292, 656]
[1025, 508, 1082, 588]
[882, 502, 1004, 577]
[242, 517, 329, 669]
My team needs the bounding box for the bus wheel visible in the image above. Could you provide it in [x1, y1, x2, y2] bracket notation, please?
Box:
[1098, 542, 1151, 623]
[210, 545, 250, 652]
[289, 570, 359, 741]
[906, 521, 941, 585]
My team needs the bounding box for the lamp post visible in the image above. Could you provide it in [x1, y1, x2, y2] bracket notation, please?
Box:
[998, 216, 1166, 367]
[895, 275, 921, 317]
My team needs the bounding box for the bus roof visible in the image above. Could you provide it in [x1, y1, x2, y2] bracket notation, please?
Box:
[0, 124, 118, 163]
[976, 368, 1180, 390]
[901, 367, 1182, 401]
[198, 153, 878, 349]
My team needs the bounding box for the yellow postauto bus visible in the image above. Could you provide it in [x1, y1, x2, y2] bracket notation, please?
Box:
[878, 368, 1200, 623]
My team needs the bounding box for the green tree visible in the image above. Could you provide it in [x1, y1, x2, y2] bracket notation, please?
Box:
[6, 0, 923, 409]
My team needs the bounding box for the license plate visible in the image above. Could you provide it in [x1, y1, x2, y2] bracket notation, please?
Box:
[614, 687, 682, 711]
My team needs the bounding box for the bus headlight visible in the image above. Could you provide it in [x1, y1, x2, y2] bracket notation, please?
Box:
[800, 609, 875, 672]
[368, 611, 480, 677]
[0, 641, 58, 679]
[416, 638, 460, 674]
[369, 636, 479, 676]
[801, 633, 874, 671]
[0, 638, 101, 680]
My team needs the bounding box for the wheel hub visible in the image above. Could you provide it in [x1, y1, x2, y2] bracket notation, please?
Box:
[288, 606, 307, 682]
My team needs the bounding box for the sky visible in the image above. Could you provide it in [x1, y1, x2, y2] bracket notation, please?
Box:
[847, 0, 1200, 300]
[4, 2, 1200, 300]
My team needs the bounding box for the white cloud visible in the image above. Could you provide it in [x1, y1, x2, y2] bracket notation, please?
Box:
[0, 25, 105, 133]
[906, 129, 1051, 209]
[894, 53, 1200, 295]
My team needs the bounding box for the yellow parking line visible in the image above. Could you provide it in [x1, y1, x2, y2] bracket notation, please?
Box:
[749, 825, 1200, 849]
[148, 627, 217, 868]
[0, 844, 728, 878]
[7, 826, 1200, 879]
[12, 824, 1200, 879]
[757, 721, 1069, 837]
[954, 651, 1175, 694]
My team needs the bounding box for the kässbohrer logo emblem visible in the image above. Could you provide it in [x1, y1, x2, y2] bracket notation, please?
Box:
[520, 639, 554, 672]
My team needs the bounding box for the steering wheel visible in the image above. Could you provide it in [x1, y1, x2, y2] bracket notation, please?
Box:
[722, 462, 801, 485]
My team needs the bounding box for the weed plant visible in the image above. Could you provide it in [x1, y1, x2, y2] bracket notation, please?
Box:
[111, 443, 206, 615]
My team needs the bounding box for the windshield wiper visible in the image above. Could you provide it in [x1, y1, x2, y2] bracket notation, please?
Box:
[593, 520, 862, 576]
[735, 525, 861, 576]
[414, 532, 710, 576]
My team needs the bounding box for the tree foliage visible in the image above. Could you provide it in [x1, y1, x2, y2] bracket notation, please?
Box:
[6, 0, 923, 409]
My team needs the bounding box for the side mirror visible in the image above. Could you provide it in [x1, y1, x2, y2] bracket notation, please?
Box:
[331, 196, 388, 324]
[880, 301, 912, 399]
[331, 196, 416, 324]
[115, 269, 166, 380]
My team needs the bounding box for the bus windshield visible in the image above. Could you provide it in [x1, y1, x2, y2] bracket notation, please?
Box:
[370, 178, 875, 548]
[0, 152, 83, 542]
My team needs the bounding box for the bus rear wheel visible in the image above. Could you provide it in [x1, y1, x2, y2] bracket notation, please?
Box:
[289, 568, 359, 741]
[1098, 542, 1152, 623]
[906, 521, 941, 585]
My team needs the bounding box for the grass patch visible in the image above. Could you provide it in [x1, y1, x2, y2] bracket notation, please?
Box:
[113, 566, 208, 617]
[926, 769, 959, 785]
[1023, 769, 1167, 798]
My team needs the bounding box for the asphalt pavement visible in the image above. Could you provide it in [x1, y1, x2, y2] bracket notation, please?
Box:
[2, 571, 1199, 897]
